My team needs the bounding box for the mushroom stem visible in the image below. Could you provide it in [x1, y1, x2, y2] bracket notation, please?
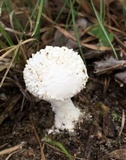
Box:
[50, 99, 81, 131]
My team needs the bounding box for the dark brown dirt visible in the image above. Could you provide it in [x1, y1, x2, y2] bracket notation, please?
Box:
[0, 67, 126, 160]
[1, 0, 126, 159]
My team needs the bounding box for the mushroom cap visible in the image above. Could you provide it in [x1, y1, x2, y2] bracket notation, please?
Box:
[23, 46, 88, 101]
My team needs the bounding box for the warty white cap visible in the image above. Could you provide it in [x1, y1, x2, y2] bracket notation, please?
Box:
[23, 46, 88, 101]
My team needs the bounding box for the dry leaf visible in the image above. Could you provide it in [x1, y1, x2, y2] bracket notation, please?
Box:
[115, 71, 126, 86]
[94, 56, 126, 75]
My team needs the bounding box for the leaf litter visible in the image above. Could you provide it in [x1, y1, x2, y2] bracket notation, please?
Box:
[0, 0, 126, 160]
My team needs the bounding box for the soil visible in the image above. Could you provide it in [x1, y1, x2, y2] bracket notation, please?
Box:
[0, 65, 126, 160]
[0, 1, 126, 159]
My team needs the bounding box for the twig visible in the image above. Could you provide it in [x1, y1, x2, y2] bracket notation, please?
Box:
[0, 143, 8, 149]
[118, 109, 125, 137]
[5, 150, 19, 160]
[0, 142, 25, 156]
[29, 115, 46, 160]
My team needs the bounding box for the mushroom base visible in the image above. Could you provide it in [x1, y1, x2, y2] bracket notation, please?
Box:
[50, 99, 81, 132]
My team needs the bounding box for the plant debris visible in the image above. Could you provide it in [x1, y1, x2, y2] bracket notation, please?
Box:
[94, 56, 126, 75]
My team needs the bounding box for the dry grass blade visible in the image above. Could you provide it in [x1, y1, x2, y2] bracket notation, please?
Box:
[0, 38, 36, 60]
[118, 109, 125, 137]
[42, 13, 56, 25]
[0, 57, 12, 72]
[0, 142, 25, 156]
[5, 150, 20, 160]
[18, 38, 37, 46]
[0, 46, 17, 61]
[55, 26, 112, 50]
[0, 38, 37, 87]
[103, 76, 111, 93]
[0, 46, 19, 87]
[42, 13, 112, 51]
[1, 76, 31, 100]
[55, 26, 76, 42]
[0, 94, 21, 124]
[3, 28, 25, 36]
[81, 43, 112, 50]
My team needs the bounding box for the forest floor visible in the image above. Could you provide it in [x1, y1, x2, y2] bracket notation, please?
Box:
[0, 63, 126, 160]
[0, 0, 126, 160]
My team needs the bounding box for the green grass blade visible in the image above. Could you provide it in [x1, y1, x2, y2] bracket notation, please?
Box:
[0, 24, 14, 46]
[32, 0, 45, 37]
[122, 5, 126, 25]
[54, 3, 66, 22]
[43, 137, 73, 160]
[100, 0, 105, 21]
[0, 0, 5, 16]
[69, 0, 85, 63]
[3, 0, 23, 32]
[90, 0, 118, 59]
[22, 0, 40, 37]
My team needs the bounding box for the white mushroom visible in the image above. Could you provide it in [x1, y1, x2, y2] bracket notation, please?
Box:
[23, 46, 88, 132]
